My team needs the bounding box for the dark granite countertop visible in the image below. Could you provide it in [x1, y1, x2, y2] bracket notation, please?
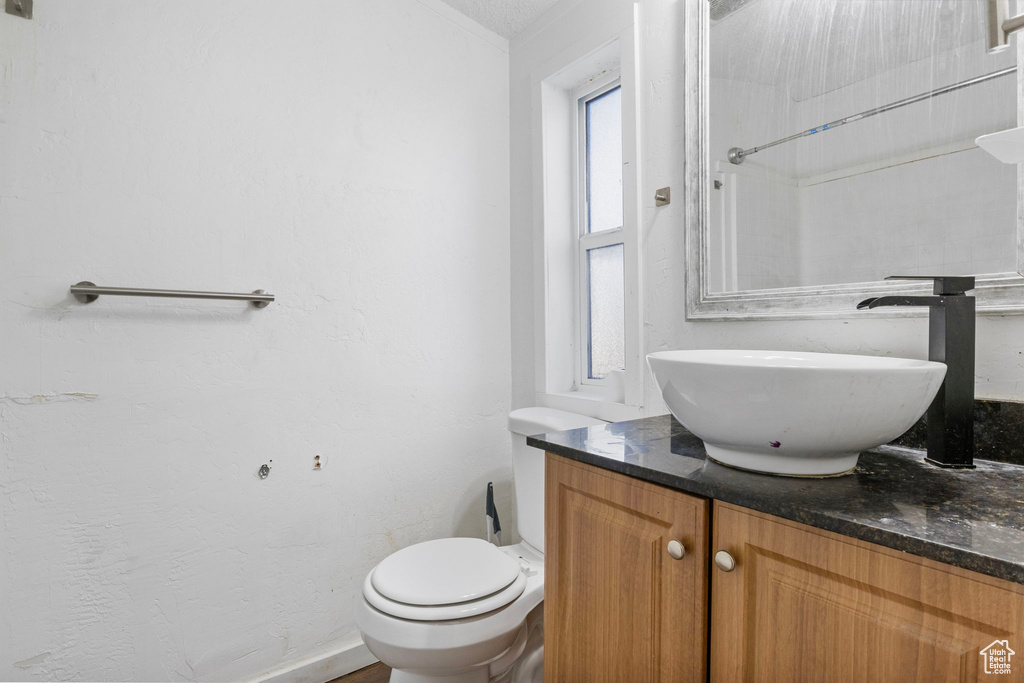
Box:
[529, 414, 1024, 585]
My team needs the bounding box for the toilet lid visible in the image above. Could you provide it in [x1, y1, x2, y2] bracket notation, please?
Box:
[363, 569, 526, 621]
[371, 538, 522, 606]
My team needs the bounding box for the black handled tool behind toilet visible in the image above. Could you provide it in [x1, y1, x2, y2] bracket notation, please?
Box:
[486, 482, 502, 545]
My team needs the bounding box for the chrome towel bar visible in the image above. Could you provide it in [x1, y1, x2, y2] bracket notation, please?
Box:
[70, 281, 274, 308]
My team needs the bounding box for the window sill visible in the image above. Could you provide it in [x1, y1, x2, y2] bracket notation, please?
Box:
[536, 390, 644, 424]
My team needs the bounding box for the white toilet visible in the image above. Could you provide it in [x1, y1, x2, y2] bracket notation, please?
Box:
[355, 407, 606, 683]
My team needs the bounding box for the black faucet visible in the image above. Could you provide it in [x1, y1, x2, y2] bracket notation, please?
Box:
[857, 275, 976, 468]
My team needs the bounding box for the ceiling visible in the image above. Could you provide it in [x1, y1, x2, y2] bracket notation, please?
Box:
[438, 0, 563, 39]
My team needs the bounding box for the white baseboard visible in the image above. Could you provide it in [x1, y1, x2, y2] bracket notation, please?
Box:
[253, 638, 378, 683]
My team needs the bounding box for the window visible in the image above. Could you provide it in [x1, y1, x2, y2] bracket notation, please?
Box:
[533, 27, 642, 414]
[576, 79, 624, 384]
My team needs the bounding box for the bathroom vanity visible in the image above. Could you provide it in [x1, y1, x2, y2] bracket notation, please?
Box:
[532, 416, 1024, 682]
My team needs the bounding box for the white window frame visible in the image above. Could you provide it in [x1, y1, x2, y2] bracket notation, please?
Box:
[531, 8, 644, 421]
[574, 75, 624, 388]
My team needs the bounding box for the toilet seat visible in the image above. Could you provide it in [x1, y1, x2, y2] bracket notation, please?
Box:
[364, 537, 528, 621]
[364, 570, 526, 621]
[372, 537, 522, 605]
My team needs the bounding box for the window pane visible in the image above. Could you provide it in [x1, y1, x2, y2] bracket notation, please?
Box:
[587, 243, 625, 380]
[586, 87, 623, 234]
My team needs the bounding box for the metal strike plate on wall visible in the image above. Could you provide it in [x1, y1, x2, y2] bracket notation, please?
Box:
[5, 0, 33, 19]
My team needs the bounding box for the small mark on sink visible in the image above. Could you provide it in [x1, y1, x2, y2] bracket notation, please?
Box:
[769, 441, 781, 448]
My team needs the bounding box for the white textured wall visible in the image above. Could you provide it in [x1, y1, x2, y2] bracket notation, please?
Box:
[510, 0, 1024, 417]
[0, 1, 511, 681]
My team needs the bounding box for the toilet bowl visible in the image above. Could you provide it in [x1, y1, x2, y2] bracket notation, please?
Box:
[355, 408, 607, 683]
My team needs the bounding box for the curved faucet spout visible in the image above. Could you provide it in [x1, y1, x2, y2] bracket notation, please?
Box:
[856, 297, 878, 310]
[856, 295, 941, 310]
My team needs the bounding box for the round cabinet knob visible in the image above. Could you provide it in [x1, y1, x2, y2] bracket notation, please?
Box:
[667, 540, 686, 560]
[714, 550, 736, 572]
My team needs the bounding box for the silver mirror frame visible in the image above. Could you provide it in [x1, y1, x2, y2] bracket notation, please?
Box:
[684, 0, 1024, 321]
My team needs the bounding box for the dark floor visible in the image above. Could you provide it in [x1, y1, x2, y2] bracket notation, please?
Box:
[329, 661, 391, 683]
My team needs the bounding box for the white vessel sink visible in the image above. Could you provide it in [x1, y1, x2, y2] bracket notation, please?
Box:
[647, 350, 946, 477]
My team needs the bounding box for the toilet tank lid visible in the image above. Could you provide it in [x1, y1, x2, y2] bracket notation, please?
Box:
[507, 407, 607, 437]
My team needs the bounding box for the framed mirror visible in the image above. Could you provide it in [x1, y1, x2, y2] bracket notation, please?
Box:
[685, 0, 1024, 320]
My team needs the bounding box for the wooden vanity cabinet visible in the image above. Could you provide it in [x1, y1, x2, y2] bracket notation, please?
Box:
[544, 454, 710, 682]
[711, 502, 1024, 683]
[546, 454, 1024, 682]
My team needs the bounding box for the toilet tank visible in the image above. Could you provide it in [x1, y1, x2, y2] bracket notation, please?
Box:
[507, 408, 607, 553]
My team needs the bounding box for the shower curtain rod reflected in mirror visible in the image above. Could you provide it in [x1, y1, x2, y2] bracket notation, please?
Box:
[727, 66, 1016, 165]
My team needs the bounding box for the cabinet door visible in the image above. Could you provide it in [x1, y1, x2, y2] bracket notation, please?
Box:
[711, 502, 1024, 682]
[545, 454, 709, 683]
